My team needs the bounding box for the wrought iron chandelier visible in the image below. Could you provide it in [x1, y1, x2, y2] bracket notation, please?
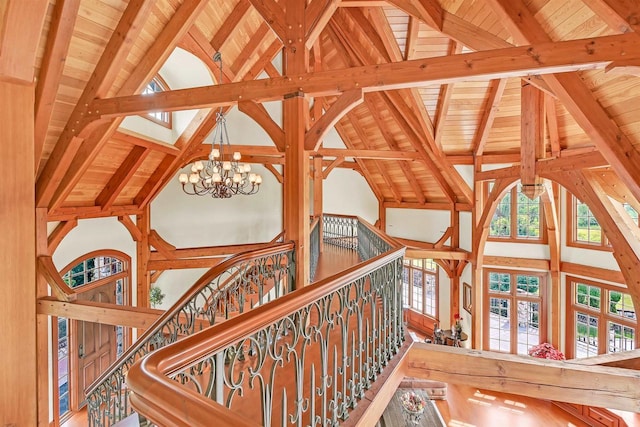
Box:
[178, 53, 262, 198]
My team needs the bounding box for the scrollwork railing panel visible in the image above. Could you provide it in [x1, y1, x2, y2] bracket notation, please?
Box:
[86, 244, 295, 426]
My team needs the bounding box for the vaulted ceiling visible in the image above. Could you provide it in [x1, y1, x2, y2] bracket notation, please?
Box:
[22, 0, 640, 220]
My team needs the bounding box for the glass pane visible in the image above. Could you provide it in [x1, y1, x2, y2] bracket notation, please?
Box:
[489, 272, 510, 293]
[423, 259, 436, 271]
[516, 186, 541, 239]
[424, 273, 436, 317]
[575, 199, 602, 244]
[516, 301, 540, 355]
[609, 290, 636, 320]
[489, 298, 510, 353]
[490, 191, 511, 237]
[608, 321, 635, 353]
[516, 275, 539, 296]
[575, 312, 598, 358]
[412, 270, 423, 312]
[575, 283, 600, 311]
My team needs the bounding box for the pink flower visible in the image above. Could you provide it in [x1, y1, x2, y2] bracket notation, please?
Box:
[528, 343, 565, 360]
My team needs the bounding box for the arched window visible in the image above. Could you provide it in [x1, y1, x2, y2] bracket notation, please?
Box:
[487, 182, 545, 242]
[141, 75, 172, 128]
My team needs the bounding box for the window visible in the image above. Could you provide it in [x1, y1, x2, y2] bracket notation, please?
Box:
[57, 317, 70, 418]
[62, 256, 124, 289]
[487, 183, 544, 242]
[567, 277, 636, 359]
[403, 258, 438, 318]
[484, 269, 546, 355]
[567, 194, 611, 249]
[141, 75, 172, 128]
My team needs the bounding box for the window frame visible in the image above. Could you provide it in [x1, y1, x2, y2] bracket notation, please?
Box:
[565, 276, 637, 359]
[566, 193, 612, 251]
[485, 182, 547, 243]
[402, 258, 439, 320]
[483, 268, 547, 355]
[140, 75, 172, 129]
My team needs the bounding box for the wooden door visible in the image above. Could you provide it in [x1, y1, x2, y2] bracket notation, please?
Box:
[76, 281, 116, 407]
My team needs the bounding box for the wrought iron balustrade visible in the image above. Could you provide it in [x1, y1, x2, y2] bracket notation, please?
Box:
[85, 243, 295, 426]
[322, 214, 358, 250]
[126, 217, 405, 426]
[310, 216, 320, 281]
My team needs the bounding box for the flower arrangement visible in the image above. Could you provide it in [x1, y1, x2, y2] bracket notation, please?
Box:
[453, 313, 463, 332]
[528, 342, 565, 360]
[400, 391, 426, 414]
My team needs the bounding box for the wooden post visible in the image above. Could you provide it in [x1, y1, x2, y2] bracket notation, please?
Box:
[520, 82, 545, 199]
[136, 206, 151, 308]
[283, 0, 310, 288]
[0, 80, 37, 426]
[378, 199, 386, 232]
[471, 157, 484, 349]
[313, 155, 324, 251]
[35, 207, 50, 426]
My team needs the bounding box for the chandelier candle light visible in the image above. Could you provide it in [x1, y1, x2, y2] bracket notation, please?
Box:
[178, 52, 262, 198]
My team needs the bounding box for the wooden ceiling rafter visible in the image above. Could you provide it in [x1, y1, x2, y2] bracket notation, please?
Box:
[473, 78, 507, 157]
[34, 0, 81, 171]
[95, 146, 150, 210]
[35, 0, 156, 208]
[582, 0, 639, 33]
[305, 0, 341, 49]
[364, 93, 428, 204]
[112, 131, 180, 155]
[433, 40, 462, 147]
[247, 0, 287, 41]
[210, 0, 252, 60]
[85, 32, 640, 119]
[486, 0, 640, 212]
[327, 12, 455, 204]
[305, 89, 364, 151]
[42, 0, 210, 213]
[263, 164, 283, 183]
[386, 0, 443, 31]
[339, 111, 401, 202]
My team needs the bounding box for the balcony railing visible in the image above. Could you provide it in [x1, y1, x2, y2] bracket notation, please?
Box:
[126, 216, 404, 426]
[85, 243, 295, 426]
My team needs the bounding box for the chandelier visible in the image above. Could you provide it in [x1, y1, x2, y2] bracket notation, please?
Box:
[178, 53, 262, 198]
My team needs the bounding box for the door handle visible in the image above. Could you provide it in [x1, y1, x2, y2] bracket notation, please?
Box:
[78, 344, 84, 359]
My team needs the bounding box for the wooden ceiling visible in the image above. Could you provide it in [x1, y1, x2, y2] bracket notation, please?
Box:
[22, 0, 640, 219]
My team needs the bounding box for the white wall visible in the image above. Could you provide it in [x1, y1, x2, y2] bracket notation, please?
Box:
[323, 168, 378, 224]
[386, 209, 450, 243]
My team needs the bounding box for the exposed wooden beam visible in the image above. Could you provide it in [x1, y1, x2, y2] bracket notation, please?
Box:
[263, 164, 283, 183]
[383, 201, 472, 211]
[434, 40, 462, 146]
[473, 79, 507, 156]
[248, 0, 287, 41]
[211, 0, 251, 55]
[486, 0, 640, 226]
[545, 94, 561, 157]
[404, 248, 469, 260]
[50, 0, 210, 212]
[387, 0, 443, 30]
[95, 146, 150, 209]
[305, 0, 340, 49]
[561, 261, 625, 284]
[230, 24, 273, 80]
[317, 148, 421, 160]
[118, 215, 143, 242]
[37, 297, 162, 329]
[540, 180, 561, 348]
[322, 157, 345, 179]
[520, 82, 545, 199]
[582, 0, 639, 33]
[88, 33, 640, 119]
[305, 89, 363, 151]
[149, 230, 177, 260]
[38, 256, 76, 302]
[405, 344, 640, 412]
[35, 0, 155, 208]
[483, 255, 550, 270]
[238, 101, 285, 151]
[112, 131, 181, 155]
[34, 0, 81, 171]
[47, 219, 78, 254]
[149, 241, 280, 261]
[405, 16, 419, 60]
[47, 205, 142, 222]
[568, 348, 640, 369]
[147, 258, 224, 271]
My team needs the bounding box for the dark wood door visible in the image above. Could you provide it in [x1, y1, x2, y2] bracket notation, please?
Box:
[76, 281, 116, 407]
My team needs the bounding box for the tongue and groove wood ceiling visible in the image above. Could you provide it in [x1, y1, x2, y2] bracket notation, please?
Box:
[27, 0, 640, 219]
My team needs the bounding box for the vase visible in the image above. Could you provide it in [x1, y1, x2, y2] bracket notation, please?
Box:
[402, 406, 425, 425]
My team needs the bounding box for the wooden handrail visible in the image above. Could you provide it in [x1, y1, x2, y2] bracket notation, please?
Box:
[127, 245, 405, 426]
[86, 242, 294, 396]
